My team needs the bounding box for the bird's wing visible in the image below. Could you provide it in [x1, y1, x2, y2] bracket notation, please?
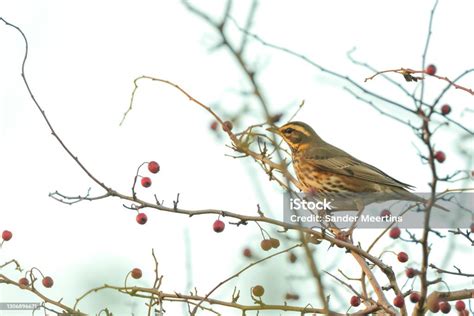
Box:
[303, 143, 414, 190]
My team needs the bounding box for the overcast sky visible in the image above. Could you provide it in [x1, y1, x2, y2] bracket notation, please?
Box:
[1, 1, 473, 315]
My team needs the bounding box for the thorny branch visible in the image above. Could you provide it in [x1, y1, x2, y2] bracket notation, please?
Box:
[364, 68, 474, 96]
[0, 18, 399, 312]
[1, 0, 473, 314]
[228, 15, 473, 135]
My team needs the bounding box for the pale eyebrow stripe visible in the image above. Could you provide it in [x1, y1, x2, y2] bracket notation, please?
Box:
[284, 125, 311, 137]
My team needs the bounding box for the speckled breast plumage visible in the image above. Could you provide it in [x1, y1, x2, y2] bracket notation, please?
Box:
[293, 153, 384, 195]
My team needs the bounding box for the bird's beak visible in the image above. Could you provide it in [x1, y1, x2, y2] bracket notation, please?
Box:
[266, 126, 280, 134]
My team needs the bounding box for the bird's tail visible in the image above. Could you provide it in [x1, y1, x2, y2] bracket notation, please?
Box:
[394, 189, 450, 213]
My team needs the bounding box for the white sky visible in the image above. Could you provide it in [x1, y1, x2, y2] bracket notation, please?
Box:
[1, 1, 473, 315]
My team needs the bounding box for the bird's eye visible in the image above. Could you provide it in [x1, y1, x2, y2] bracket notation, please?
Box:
[283, 128, 294, 134]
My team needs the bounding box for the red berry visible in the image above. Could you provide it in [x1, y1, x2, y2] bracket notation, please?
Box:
[405, 267, 417, 278]
[148, 161, 160, 174]
[210, 121, 218, 131]
[397, 252, 409, 263]
[429, 300, 440, 313]
[380, 209, 391, 218]
[42, 276, 54, 288]
[252, 285, 265, 297]
[393, 294, 405, 308]
[18, 277, 29, 288]
[439, 301, 451, 314]
[141, 177, 152, 188]
[350, 295, 361, 307]
[243, 248, 252, 258]
[470, 223, 474, 233]
[434, 151, 446, 163]
[136, 213, 148, 225]
[460, 310, 470, 316]
[426, 64, 437, 75]
[389, 227, 401, 239]
[2, 230, 12, 241]
[455, 300, 466, 311]
[213, 220, 225, 233]
[222, 121, 233, 132]
[270, 238, 280, 249]
[260, 239, 272, 251]
[131, 268, 142, 279]
[441, 104, 451, 115]
[410, 292, 420, 303]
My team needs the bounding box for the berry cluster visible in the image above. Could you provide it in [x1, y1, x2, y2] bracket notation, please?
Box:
[18, 275, 54, 289]
[378, 205, 471, 313]
[3, 229, 55, 290]
[426, 65, 447, 166]
[428, 299, 470, 314]
[140, 160, 160, 189]
[260, 238, 280, 251]
[426, 64, 453, 165]
[135, 161, 161, 225]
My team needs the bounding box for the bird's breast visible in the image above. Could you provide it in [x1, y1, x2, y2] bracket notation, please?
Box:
[293, 154, 381, 194]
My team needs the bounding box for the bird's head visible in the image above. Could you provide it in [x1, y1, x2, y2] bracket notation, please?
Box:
[267, 121, 321, 151]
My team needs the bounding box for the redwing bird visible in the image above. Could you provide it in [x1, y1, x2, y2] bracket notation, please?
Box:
[267, 121, 447, 212]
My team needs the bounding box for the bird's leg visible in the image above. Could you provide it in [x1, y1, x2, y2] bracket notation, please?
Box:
[348, 199, 365, 236]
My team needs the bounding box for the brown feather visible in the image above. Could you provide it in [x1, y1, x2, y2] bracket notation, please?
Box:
[302, 142, 414, 190]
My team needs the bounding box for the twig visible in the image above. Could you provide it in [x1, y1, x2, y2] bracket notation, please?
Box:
[364, 67, 474, 96]
[190, 243, 302, 315]
[429, 264, 474, 277]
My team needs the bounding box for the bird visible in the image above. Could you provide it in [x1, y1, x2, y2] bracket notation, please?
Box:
[267, 121, 448, 213]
